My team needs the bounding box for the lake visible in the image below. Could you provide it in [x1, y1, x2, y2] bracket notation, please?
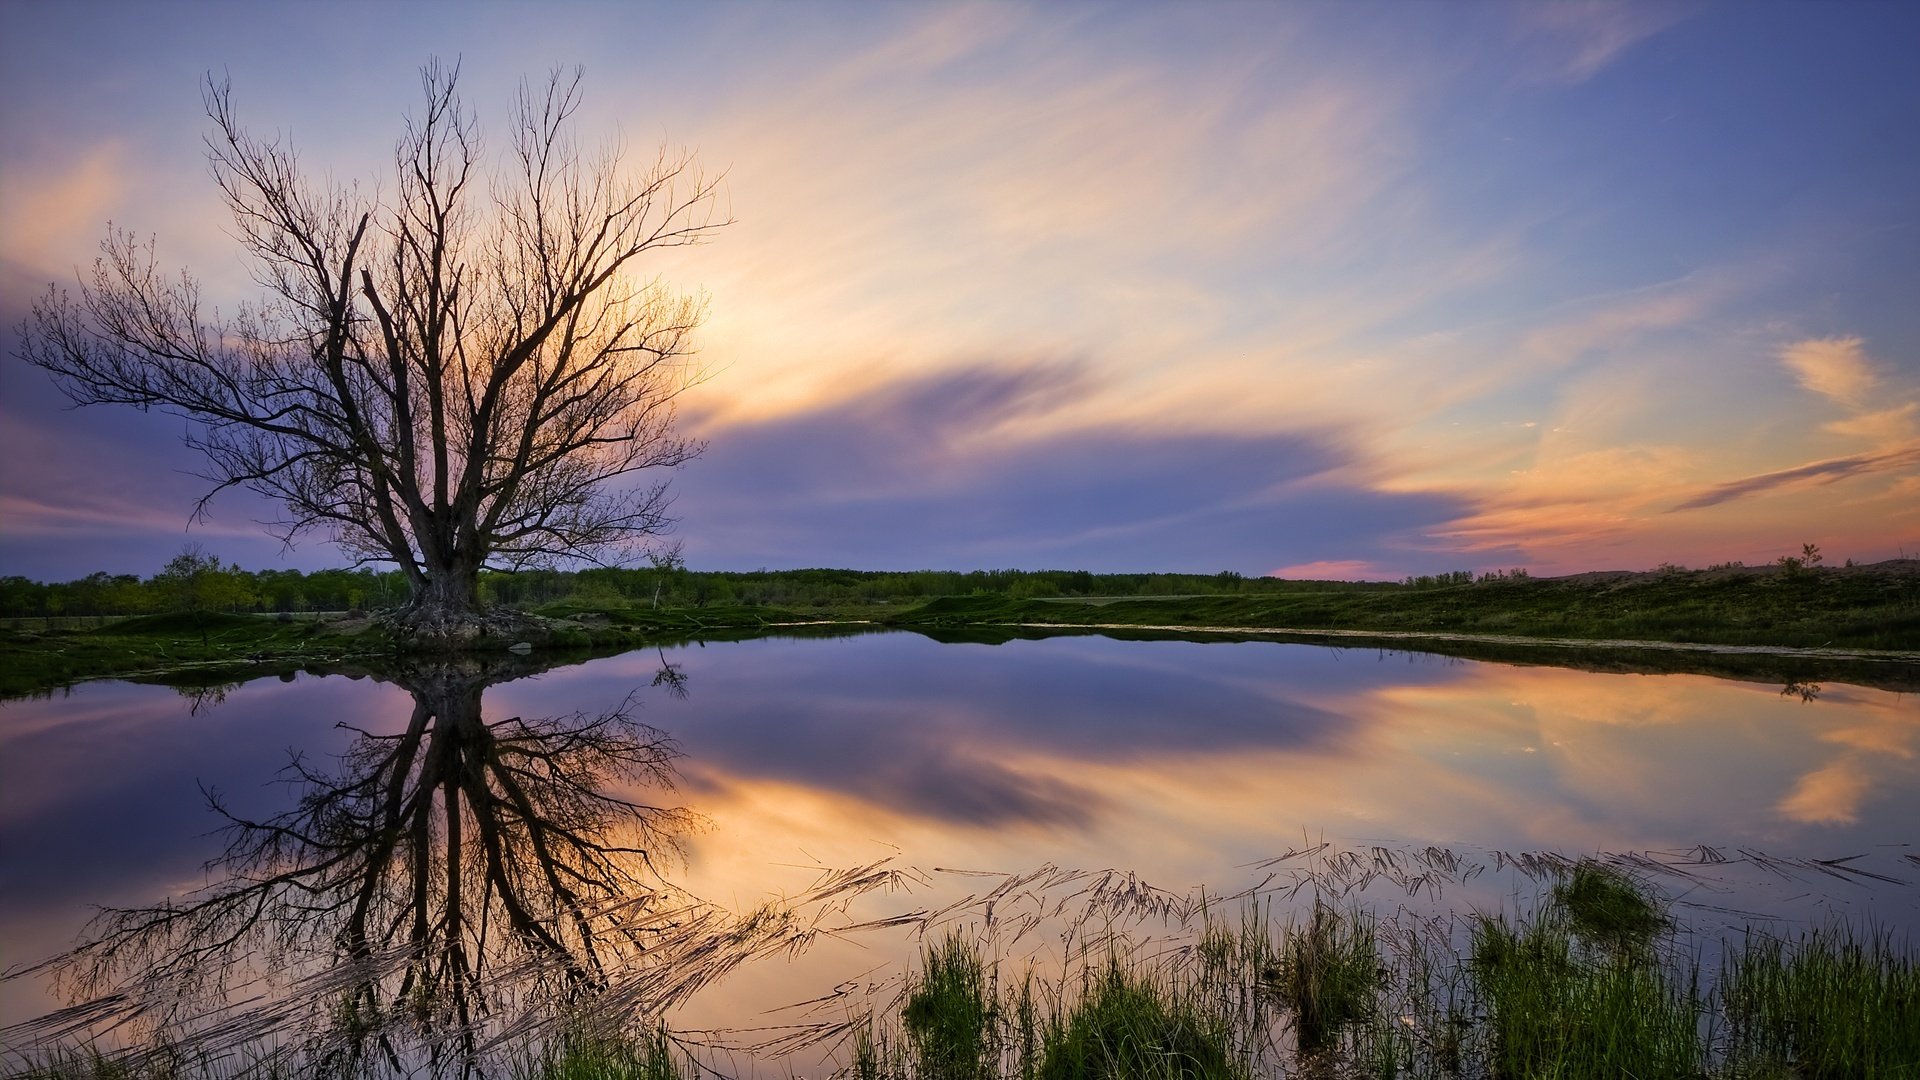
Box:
[2, 630, 1915, 1069]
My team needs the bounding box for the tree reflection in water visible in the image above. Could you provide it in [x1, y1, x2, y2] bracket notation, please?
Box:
[10, 655, 908, 1075]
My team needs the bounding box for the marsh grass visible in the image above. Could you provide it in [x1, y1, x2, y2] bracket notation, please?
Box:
[512, 1024, 689, 1080]
[1469, 913, 1702, 1079]
[1552, 861, 1665, 958]
[11, 853, 1917, 1079]
[903, 935, 999, 1080]
[1262, 903, 1384, 1058]
[1036, 963, 1244, 1080]
[1722, 927, 1920, 1079]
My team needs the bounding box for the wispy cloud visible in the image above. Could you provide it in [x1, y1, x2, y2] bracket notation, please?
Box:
[1510, 3, 1689, 84]
[0, 141, 128, 281]
[1777, 761, 1870, 826]
[1668, 337, 1919, 512]
[1672, 441, 1920, 511]
[1781, 336, 1880, 408]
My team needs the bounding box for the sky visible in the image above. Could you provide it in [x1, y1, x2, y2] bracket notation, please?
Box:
[2, 1, 1917, 581]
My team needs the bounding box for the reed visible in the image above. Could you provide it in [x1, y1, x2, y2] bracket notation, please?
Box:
[1263, 902, 1384, 1058]
[518, 1027, 687, 1080]
[1469, 913, 1703, 1078]
[1721, 926, 1919, 1079]
[903, 934, 999, 1080]
[1036, 962, 1243, 1080]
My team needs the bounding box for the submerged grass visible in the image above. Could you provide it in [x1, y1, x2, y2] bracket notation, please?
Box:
[1552, 860, 1667, 958]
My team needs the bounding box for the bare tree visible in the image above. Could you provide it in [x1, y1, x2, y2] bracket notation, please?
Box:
[19, 60, 726, 636]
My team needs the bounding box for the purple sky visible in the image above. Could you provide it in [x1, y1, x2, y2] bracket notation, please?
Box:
[3, 2, 1917, 581]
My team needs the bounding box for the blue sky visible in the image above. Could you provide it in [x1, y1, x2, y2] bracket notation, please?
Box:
[3, 1, 1917, 580]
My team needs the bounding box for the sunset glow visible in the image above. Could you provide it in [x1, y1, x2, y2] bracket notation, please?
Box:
[3, 2, 1916, 579]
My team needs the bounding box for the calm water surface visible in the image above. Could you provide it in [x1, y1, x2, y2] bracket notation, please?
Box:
[3, 632, 1915, 1054]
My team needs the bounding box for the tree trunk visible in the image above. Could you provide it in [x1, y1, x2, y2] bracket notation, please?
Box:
[396, 559, 487, 642]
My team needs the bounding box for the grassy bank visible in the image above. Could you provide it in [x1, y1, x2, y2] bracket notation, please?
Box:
[888, 560, 1920, 651]
[0, 605, 864, 699]
[4, 561, 1914, 699]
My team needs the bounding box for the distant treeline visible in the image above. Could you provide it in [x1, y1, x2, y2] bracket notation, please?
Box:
[0, 558, 1503, 619]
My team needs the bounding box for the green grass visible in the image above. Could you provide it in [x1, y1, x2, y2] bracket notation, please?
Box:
[1037, 963, 1245, 1080]
[513, 1025, 689, 1080]
[1470, 913, 1703, 1079]
[11, 877, 1918, 1079]
[9, 559, 1913, 699]
[904, 934, 1000, 1080]
[0, 603, 861, 699]
[1553, 861, 1667, 958]
[1722, 927, 1920, 1079]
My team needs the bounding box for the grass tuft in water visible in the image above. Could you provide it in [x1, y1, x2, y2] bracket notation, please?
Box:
[1722, 926, 1920, 1079]
[1037, 962, 1244, 1080]
[1553, 861, 1665, 957]
[1469, 911, 1702, 1079]
[516, 1024, 689, 1080]
[904, 934, 999, 1080]
[1262, 902, 1385, 1059]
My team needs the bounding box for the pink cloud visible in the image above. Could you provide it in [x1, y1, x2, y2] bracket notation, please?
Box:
[1268, 559, 1394, 582]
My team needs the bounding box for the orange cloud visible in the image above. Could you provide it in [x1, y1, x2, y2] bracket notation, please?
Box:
[1777, 762, 1871, 826]
[1269, 560, 1395, 581]
[1780, 336, 1878, 408]
[0, 141, 128, 279]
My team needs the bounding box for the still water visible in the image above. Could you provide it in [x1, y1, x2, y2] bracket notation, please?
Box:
[2, 631, 1915, 1062]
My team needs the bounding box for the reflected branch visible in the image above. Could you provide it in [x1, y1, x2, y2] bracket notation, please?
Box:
[13, 655, 699, 1072]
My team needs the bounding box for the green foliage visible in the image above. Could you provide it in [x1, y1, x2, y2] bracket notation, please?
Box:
[894, 560, 1920, 650]
[1403, 570, 1475, 589]
[8, 554, 1914, 653]
[152, 545, 254, 615]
